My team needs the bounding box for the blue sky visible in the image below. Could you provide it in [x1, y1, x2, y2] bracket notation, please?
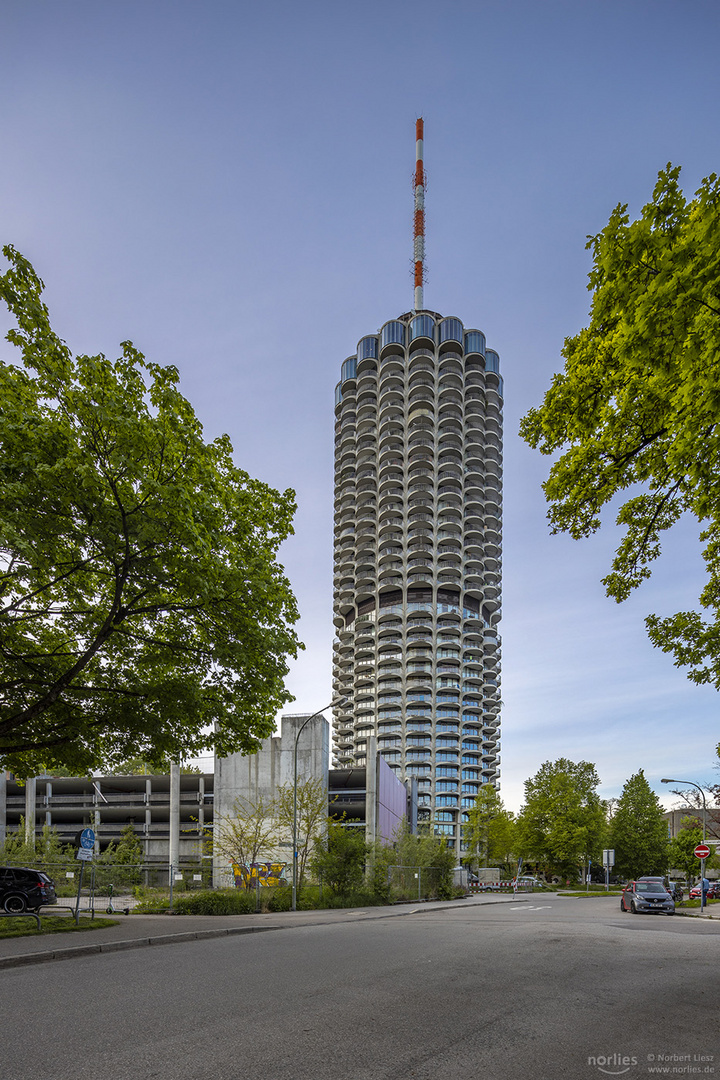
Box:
[1, 0, 718, 811]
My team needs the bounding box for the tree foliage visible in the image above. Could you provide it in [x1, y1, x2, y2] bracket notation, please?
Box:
[520, 167, 720, 684]
[462, 783, 516, 871]
[388, 820, 456, 900]
[608, 769, 668, 878]
[0, 819, 74, 870]
[274, 778, 329, 893]
[0, 246, 301, 776]
[516, 758, 606, 879]
[310, 819, 367, 896]
[667, 784, 720, 842]
[668, 819, 718, 883]
[97, 823, 145, 888]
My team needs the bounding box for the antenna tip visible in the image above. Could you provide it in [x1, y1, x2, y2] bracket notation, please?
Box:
[416, 117, 424, 140]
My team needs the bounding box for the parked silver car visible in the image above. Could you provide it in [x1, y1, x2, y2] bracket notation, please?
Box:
[620, 880, 675, 915]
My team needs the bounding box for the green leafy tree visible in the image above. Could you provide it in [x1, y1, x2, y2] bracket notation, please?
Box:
[98, 823, 145, 889]
[520, 167, 720, 684]
[0, 820, 74, 871]
[366, 839, 395, 903]
[608, 770, 669, 878]
[0, 247, 301, 777]
[668, 819, 718, 884]
[516, 759, 606, 880]
[463, 783, 516, 872]
[668, 785, 720, 842]
[274, 778, 328, 895]
[213, 795, 280, 889]
[310, 820, 367, 896]
[390, 820, 456, 900]
[108, 756, 201, 775]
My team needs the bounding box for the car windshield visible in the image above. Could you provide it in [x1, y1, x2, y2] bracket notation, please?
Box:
[636, 882, 667, 894]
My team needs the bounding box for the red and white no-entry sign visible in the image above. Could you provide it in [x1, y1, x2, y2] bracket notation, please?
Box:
[694, 844, 711, 860]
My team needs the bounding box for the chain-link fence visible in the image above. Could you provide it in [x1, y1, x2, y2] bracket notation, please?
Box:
[12, 860, 215, 914]
[25, 858, 295, 913]
[387, 864, 451, 901]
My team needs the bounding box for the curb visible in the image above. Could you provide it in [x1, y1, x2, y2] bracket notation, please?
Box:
[0, 924, 275, 970]
[0, 895, 523, 971]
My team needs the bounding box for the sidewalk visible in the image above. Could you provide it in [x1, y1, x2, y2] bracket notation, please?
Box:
[0, 893, 523, 970]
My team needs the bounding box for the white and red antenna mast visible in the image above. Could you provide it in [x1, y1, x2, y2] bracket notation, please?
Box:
[413, 117, 426, 312]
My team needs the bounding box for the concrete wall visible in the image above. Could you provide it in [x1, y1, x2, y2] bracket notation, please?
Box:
[213, 713, 329, 886]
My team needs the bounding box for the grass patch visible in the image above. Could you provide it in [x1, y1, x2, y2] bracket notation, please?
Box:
[0, 915, 119, 939]
[681, 897, 720, 909]
[557, 890, 624, 898]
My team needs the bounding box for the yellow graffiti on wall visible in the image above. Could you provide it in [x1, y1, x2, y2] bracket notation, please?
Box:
[232, 861, 287, 888]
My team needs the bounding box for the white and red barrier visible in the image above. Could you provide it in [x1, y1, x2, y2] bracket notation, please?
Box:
[468, 880, 534, 893]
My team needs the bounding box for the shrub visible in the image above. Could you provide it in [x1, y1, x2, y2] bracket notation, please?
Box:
[171, 889, 257, 915]
[133, 891, 171, 913]
[267, 887, 292, 912]
[325, 888, 384, 908]
[310, 820, 367, 896]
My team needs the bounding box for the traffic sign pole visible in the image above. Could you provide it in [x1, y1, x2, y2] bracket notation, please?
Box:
[74, 860, 86, 925]
[693, 844, 711, 913]
[699, 857, 706, 913]
[74, 828, 95, 922]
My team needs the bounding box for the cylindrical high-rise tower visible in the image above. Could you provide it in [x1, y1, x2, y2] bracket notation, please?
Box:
[331, 312, 502, 856]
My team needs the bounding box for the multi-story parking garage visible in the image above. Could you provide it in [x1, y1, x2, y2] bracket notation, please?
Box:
[331, 310, 502, 857]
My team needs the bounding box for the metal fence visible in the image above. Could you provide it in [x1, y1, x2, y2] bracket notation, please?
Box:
[20, 859, 294, 910]
[387, 864, 450, 901]
[5, 861, 215, 915]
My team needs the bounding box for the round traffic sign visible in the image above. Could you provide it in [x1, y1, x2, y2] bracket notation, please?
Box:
[694, 843, 711, 860]
[80, 828, 95, 850]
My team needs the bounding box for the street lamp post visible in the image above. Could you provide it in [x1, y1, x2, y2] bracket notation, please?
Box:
[292, 698, 346, 912]
[661, 778, 708, 912]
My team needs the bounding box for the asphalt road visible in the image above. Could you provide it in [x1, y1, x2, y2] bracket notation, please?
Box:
[2, 896, 718, 1080]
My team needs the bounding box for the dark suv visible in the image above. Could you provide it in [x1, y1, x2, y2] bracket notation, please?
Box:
[0, 867, 57, 913]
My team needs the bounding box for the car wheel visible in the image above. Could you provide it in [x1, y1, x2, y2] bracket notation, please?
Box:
[620, 899, 626, 911]
[3, 893, 27, 914]
[630, 900, 637, 914]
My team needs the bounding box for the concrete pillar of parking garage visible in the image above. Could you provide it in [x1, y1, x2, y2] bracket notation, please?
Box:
[145, 777, 152, 861]
[0, 770, 6, 845]
[24, 777, 36, 847]
[93, 781, 101, 853]
[198, 775, 205, 834]
[169, 762, 180, 881]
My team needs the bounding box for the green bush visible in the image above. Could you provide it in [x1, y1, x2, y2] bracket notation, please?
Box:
[172, 889, 257, 915]
[133, 892, 171, 913]
[267, 887, 292, 912]
[310, 820, 367, 895]
[325, 888, 384, 908]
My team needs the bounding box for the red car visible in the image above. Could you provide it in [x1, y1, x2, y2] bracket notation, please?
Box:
[689, 882, 720, 900]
